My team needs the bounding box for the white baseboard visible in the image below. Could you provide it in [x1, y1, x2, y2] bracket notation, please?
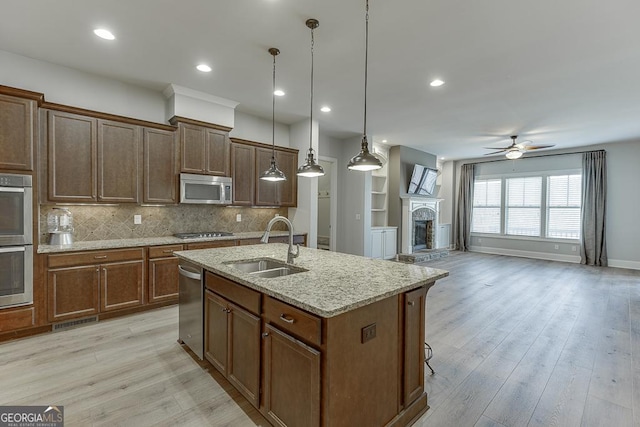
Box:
[469, 246, 640, 270]
[469, 246, 581, 264]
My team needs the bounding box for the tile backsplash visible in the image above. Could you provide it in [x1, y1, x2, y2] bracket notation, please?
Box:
[39, 204, 288, 244]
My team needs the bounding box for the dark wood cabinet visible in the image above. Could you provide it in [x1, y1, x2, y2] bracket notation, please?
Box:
[0, 93, 36, 171]
[403, 286, 427, 407]
[48, 110, 97, 202]
[231, 142, 255, 205]
[143, 128, 177, 204]
[205, 278, 261, 408]
[276, 149, 298, 207]
[178, 122, 230, 176]
[97, 119, 141, 203]
[262, 323, 321, 427]
[255, 147, 278, 206]
[47, 265, 100, 322]
[47, 249, 145, 321]
[148, 245, 182, 303]
[185, 240, 237, 250]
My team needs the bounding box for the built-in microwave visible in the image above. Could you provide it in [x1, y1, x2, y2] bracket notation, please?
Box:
[180, 174, 232, 205]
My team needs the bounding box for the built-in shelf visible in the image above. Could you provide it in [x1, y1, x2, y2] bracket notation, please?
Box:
[370, 146, 389, 228]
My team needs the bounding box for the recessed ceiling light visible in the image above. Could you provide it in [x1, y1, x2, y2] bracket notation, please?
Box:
[93, 28, 115, 40]
[274, 89, 285, 97]
[320, 106, 331, 112]
[196, 64, 212, 72]
[382, 139, 388, 143]
[430, 79, 445, 87]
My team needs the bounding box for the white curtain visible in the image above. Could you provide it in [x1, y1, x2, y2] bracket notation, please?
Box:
[580, 151, 607, 266]
[456, 163, 475, 251]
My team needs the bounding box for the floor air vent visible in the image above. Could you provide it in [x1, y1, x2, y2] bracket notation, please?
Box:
[53, 316, 98, 331]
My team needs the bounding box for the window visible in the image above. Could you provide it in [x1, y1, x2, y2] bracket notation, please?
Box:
[547, 174, 581, 239]
[506, 177, 542, 236]
[471, 179, 501, 233]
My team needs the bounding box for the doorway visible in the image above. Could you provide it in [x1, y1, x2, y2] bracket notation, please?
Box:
[317, 157, 337, 251]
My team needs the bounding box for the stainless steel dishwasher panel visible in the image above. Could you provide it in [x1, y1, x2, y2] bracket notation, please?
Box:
[178, 261, 203, 359]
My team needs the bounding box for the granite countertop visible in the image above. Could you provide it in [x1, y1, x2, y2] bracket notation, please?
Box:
[174, 244, 449, 318]
[37, 231, 303, 254]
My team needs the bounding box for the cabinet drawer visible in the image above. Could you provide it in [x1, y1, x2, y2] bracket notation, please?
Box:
[0, 307, 34, 332]
[205, 272, 260, 315]
[48, 248, 145, 268]
[148, 245, 183, 259]
[263, 296, 321, 346]
[186, 240, 236, 250]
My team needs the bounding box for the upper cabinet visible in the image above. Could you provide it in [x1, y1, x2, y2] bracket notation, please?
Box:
[231, 139, 298, 207]
[143, 128, 178, 204]
[0, 91, 38, 172]
[47, 110, 149, 203]
[173, 118, 230, 176]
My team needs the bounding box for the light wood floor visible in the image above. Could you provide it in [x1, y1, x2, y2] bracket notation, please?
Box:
[1, 251, 639, 426]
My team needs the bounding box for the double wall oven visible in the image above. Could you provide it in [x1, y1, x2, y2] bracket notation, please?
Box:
[0, 173, 33, 308]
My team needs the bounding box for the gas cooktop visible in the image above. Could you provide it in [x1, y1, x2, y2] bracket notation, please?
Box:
[174, 231, 234, 239]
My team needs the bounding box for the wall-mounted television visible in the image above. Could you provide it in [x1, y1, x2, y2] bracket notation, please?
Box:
[407, 164, 438, 196]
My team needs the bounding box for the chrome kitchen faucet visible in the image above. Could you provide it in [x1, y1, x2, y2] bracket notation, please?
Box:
[260, 216, 299, 264]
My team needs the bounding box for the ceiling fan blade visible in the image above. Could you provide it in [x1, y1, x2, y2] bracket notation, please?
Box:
[483, 146, 513, 151]
[484, 150, 509, 155]
[521, 144, 555, 151]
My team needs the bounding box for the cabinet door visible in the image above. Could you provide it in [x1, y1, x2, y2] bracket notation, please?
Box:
[47, 265, 100, 322]
[180, 123, 206, 173]
[228, 301, 261, 408]
[231, 142, 255, 206]
[262, 324, 321, 427]
[148, 257, 179, 303]
[144, 128, 177, 204]
[371, 230, 383, 259]
[100, 260, 144, 312]
[97, 120, 141, 203]
[0, 94, 35, 171]
[403, 286, 426, 407]
[383, 228, 397, 260]
[205, 129, 230, 176]
[205, 290, 229, 376]
[255, 147, 278, 206]
[48, 111, 97, 202]
[276, 149, 298, 207]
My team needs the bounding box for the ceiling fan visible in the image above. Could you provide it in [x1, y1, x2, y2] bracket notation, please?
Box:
[484, 135, 555, 159]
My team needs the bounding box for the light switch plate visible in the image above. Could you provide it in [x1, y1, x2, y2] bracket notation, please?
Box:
[236, 214, 242, 222]
[134, 214, 142, 225]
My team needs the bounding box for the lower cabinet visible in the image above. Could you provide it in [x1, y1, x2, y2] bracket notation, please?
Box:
[371, 227, 397, 260]
[148, 245, 183, 303]
[403, 286, 427, 407]
[47, 248, 145, 322]
[262, 323, 321, 427]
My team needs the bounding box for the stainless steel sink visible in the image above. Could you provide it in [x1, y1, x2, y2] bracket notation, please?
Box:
[225, 258, 307, 278]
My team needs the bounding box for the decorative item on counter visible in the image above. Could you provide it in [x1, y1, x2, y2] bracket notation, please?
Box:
[47, 207, 74, 245]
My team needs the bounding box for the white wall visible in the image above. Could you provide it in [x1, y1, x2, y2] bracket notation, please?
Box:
[229, 110, 290, 147]
[444, 140, 640, 269]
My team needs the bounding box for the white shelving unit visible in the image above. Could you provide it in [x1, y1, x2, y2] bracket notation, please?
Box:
[371, 155, 388, 228]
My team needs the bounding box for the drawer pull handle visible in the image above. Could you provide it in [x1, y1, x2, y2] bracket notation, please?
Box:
[94, 255, 108, 259]
[280, 314, 295, 324]
[408, 301, 415, 306]
[162, 250, 174, 253]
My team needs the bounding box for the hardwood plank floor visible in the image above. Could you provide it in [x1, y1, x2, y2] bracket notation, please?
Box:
[1, 251, 639, 426]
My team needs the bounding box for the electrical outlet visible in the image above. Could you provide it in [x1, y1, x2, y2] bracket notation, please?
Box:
[572, 246, 577, 252]
[134, 214, 142, 225]
[554, 244, 559, 250]
[362, 323, 376, 343]
[355, 213, 361, 220]
[236, 214, 242, 222]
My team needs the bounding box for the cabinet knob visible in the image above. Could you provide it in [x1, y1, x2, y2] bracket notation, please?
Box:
[408, 301, 415, 306]
[262, 332, 269, 338]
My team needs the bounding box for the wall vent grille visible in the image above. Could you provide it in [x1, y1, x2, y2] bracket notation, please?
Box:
[53, 316, 98, 331]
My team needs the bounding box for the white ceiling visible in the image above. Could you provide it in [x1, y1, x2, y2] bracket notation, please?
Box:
[2, 0, 640, 160]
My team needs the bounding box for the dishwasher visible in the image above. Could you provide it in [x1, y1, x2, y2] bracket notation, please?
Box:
[178, 261, 204, 359]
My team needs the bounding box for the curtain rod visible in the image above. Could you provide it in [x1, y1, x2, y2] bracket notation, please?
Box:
[467, 148, 606, 165]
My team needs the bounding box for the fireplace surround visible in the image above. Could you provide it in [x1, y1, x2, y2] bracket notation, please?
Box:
[400, 196, 443, 254]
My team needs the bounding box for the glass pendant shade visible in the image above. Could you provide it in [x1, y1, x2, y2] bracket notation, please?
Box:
[348, 137, 383, 171]
[298, 148, 324, 177]
[260, 47, 287, 182]
[505, 150, 523, 160]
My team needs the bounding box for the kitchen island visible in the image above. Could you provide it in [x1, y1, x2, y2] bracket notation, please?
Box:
[175, 244, 448, 427]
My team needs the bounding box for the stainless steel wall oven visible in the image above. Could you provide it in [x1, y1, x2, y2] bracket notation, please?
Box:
[0, 173, 33, 308]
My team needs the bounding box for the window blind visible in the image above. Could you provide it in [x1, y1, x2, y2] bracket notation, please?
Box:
[471, 179, 501, 233]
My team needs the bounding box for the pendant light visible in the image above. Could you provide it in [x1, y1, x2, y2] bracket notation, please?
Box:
[347, 0, 382, 172]
[260, 48, 287, 182]
[297, 18, 325, 178]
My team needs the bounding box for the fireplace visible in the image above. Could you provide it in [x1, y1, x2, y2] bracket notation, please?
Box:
[400, 196, 443, 254]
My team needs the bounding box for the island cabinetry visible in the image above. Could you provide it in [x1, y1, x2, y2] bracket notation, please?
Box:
[148, 244, 183, 303]
[0, 91, 38, 171]
[205, 272, 261, 408]
[143, 128, 178, 204]
[175, 120, 230, 176]
[47, 248, 145, 322]
[47, 111, 143, 203]
[402, 286, 427, 407]
[262, 298, 321, 427]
